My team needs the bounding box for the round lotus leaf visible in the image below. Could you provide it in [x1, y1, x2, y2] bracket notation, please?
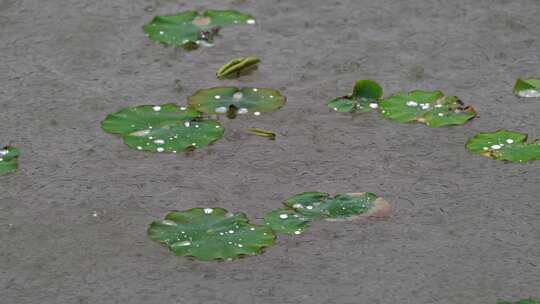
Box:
[101, 103, 224, 153]
[513, 78, 540, 98]
[187, 87, 286, 118]
[148, 208, 275, 261]
[217, 56, 260, 79]
[0, 146, 19, 175]
[283, 192, 391, 221]
[380, 90, 477, 127]
[466, 130, 540, 163]
[263, 208, 312, 235]
[143, 10, 256, 48]
[328, 80, 383, 113]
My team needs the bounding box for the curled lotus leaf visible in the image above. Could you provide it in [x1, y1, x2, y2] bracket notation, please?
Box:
[263, 208, 311, 235]
[217, 56, 260, 79]
[143, 10, 256, 48]
[513, 78, 540, 98]
[283, 192, 391, 221]
[0, 146, 19, 175]
[245, 128, 276, 140]
[187, 87, 286, 118]
[101, 103, 224, 153]
[148, 208, 275, 261]
[380, 90, 476, 127]
[328, 80, 383, 113]
[466, 130, 540, 163]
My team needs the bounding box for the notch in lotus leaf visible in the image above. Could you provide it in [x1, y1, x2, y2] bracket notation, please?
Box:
[263, 208, 312, 235]
[143, 10, 256, 48]
[513, 78, 540, 98]
[328, 80, 383, 113]
[466, 130, 540, 163]
[187, 87, 286, 119]
[380, 90, 477, 127]
[283, 192, 392, 221]
[498, 299, 540, 304]
[217, 56, 260, 79]
[0, 146, 19, 175]
[148, 208, 275, 261]
[101, 103, 224, 153]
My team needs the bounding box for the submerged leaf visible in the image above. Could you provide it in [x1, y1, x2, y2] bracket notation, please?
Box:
[148, 208, 275, 261]
[0, 146, 19, 175]
[380, 90, 476, 127]
[513, 78, 540, 98]
[328, 80, 383, 113]
[283, 192, 391, 221]
[101, 103, 224, 153]
[187, 87, 286, 118]
[143, 10, 256, 48]
[217, 56, 260, 79]
[466, 130, 540, 163]
[263, 208, 311, 235]
[245, 128, 276, 140]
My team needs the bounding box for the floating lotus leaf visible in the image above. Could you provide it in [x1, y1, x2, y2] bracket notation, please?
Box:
[217, 56, 260, 79]
[514, 78, 540, 98]
[380, 90, 476, 127]
[0, 146, 19, 175]
[263, 208, 311, 235]
[328, 80, 383, 113]
[101, 103, 224, 153]
[498, 299, 540, 304]
[143, 10, 256, 48]
[283, 192, 391, 221]
[187, 87, 286, 118]
[148, 208, 275, 261]
[466, 130, 540, 163]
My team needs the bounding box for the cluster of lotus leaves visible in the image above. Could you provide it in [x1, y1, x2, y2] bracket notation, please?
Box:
[143, 10, 256, 48]
[380, 90, 477, 127]
[101, 104, 224, 153]
[217, 56, 260, 79]
[513, 78, 540, 98]
[148, 208, 275, 261]
[0, 146, 19, 175]
[187, 87, 286, 118]
[328, 80, 383, 113]
[466, 130, 540, 163]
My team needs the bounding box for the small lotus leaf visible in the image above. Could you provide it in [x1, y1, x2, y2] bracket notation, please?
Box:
[380, 90, 476, 127]
[148, 208, 275, 261]
[466, 130, 540, 163]
[513, 78, 540, 98]
[498, 299, 540, 304]
[217, 56, 260, 79]
[143, 10, 255, 48]
[187, 87, 286, 118]
[263, 208, 311, 235]
[0, 146, 19, 175]
[283, 192, 391, 221]
[328, 80, 383, 113]
[101, 103, 224, 153]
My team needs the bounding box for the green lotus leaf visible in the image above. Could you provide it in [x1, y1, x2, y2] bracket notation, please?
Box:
[0, 146, 19, 175]
[101, 103, 224, 153]
[513, 78, 540, 98]
[283, 192, 392, 221]
[148, 208, 275, 261]
[328, 80, 383, 113]
[187, 87, 286, 119]
[466, 130, 540, 163]
[217, 56, 260, 79]
[263, 208, 312, 235]
[143, 10, 256, 48]
[498, 299, 540, 304]
[380, 90, 477, 127]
